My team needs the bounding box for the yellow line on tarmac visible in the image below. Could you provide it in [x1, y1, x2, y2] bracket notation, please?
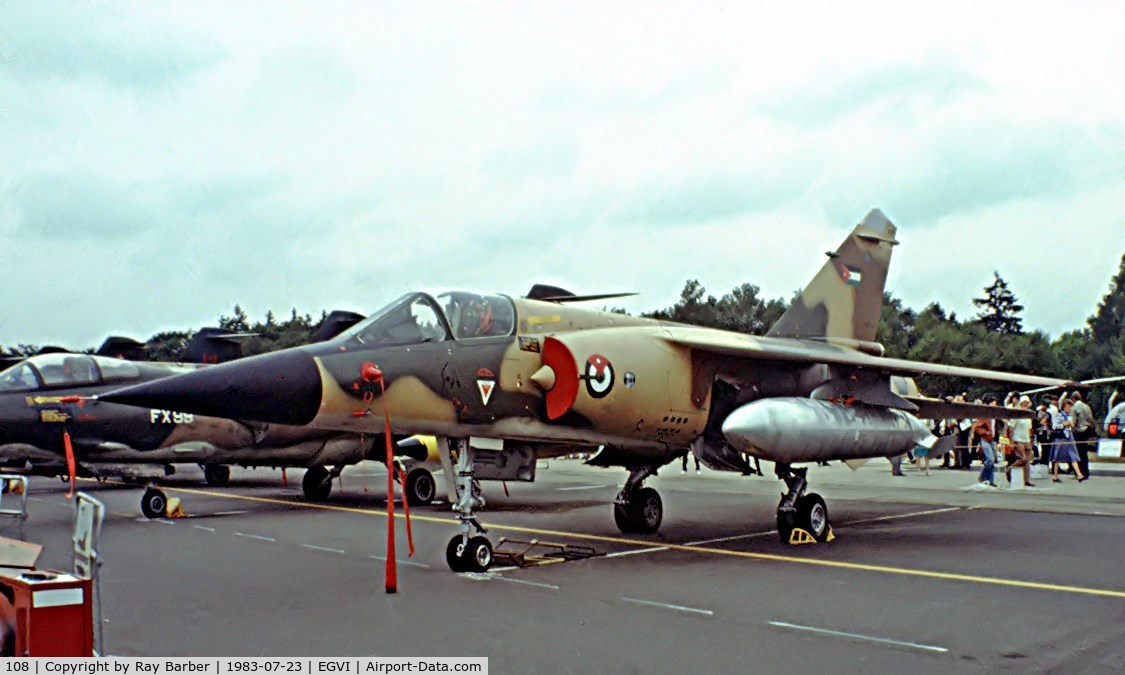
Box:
[162, 485, 1125, 600]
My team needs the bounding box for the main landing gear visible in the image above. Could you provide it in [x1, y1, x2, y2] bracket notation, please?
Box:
[302, 465, 342, 501]
[203, 463, 230, 486]
[774, 463, 833, 545]
[140, 487, 167, 519]
[443, 438, 493, 573]
[613, 466, 663, 534]
[403, 466, 436, 507]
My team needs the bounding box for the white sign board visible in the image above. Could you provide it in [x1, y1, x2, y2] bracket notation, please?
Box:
[1097, 438, 1122, 459]
[73, 492, 105, 578]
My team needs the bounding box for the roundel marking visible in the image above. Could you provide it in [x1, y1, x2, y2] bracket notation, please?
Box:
[585, 354, 614, 399]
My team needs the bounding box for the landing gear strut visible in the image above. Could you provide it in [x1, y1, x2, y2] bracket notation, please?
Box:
[775, 463, 832, 544]
[443, 438, 492, 572]
[613, 466, 663, 534]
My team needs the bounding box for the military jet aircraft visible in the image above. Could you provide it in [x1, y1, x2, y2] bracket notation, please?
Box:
[0, 319, 438, 517]
[102, 210, 1073, 571]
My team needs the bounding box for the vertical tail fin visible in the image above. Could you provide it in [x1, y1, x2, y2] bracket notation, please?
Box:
[766, 209, 898, 343]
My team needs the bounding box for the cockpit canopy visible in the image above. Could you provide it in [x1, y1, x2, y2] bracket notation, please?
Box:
[0, 353, 169, 392]
[343, 291, 516, 347]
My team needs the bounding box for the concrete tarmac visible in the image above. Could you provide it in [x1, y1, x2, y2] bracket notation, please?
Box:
[8, 458, 1124, 672]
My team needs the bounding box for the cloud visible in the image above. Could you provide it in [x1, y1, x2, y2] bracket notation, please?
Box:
[1, 2, 1122, 348]
[8, 172, 161, 238]
[0, 3, 225, 89]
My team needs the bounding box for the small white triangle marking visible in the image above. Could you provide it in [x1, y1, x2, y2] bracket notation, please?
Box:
[477, 380, 495, 406]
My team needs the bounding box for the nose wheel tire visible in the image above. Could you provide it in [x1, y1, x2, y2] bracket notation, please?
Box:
[405, 468, 436, 506]
[302, 466, 332, 501]
[141, 488, 167, 519]
[613, 487, 663, 534]
[203, 464, 230, 486]
[466, 536, 493, 572]
[445, 536, 470, 573]
[446, 535, 493, 572]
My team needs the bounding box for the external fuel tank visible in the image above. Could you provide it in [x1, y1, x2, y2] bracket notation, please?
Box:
[721, 397, 935, 463]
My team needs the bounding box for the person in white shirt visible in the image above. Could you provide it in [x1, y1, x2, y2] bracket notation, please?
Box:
[1005, 396, 1035, 487]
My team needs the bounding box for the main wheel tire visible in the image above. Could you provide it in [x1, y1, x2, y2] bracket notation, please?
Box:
[405, 468, 436, 506]
[302, 466, 332, 501]
[465, 536, 493, 572]
[204, 464, 231, 486]
[613, 503, 636, 533]
[777, 504, 798, 545]
[796, 493, 830, 542]
[629, 487, 663, 534]
[141, 488, 167, 519]
[445, 536, 470, 573]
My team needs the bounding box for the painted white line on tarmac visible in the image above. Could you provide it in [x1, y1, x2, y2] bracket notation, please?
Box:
[556, 485, 612, 491]
[686, 506, 964, 546]
[839, 506, 962, 527]
[28, 497, 43, 502]
[686, 530, 776, 546]
[493, 576, 560, 590]
[301, 544, 346, 554]
[768, 620, 948, 653]
[235, 532, 276, 542]
[604, 546, 669, 558]
[192, 525, 216, 532]
[212, 510, 249, 516]
[369, 555, 430, 569]
[621, 597, 714, 616]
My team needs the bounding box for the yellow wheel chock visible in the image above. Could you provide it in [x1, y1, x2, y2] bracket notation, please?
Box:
[165, 497, 188, 518]
[788, 525, 836, 545]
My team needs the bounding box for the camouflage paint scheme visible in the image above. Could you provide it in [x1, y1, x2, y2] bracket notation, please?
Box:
[0, 353, 372, 481]
[105, 209, 1068, 467]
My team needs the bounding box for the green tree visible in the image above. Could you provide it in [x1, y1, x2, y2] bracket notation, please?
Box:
[973, 272, 1024, 334]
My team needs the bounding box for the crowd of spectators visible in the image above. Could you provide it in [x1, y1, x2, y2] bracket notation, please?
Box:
[899, 389, 1116, 486]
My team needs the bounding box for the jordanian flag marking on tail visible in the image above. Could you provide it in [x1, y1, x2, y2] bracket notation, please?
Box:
[840, 265, 862, 287]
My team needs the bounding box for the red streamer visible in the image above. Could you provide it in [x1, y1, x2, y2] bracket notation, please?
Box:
[375, 369, 398, 594]
[397, 463, 415, 557]
[63, 430, 76, 499]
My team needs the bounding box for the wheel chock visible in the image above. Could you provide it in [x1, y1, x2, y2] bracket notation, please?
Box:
[165, 497, 187, 518]
[7, 479, 23, 495]
[788, 526, 836, 545]
[788, 528, 816, 545]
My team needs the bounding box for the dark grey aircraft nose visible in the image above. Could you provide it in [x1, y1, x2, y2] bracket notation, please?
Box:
[102, 348, 322, 426]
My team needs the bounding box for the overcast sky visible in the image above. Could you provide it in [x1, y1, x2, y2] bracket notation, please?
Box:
[2, 1, 1122, 349]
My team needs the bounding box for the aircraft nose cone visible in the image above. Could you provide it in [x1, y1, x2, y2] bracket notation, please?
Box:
[102, 348, 322, 426]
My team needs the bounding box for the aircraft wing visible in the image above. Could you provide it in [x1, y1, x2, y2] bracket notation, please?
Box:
[1021, 374, 1125, 395]
[661, 327, 1076, 389]
[901, 396, 1035, 420]
[0, 443, 59, 462]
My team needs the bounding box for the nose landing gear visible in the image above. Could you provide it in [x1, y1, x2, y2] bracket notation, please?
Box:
[442, 438, 493, 572]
